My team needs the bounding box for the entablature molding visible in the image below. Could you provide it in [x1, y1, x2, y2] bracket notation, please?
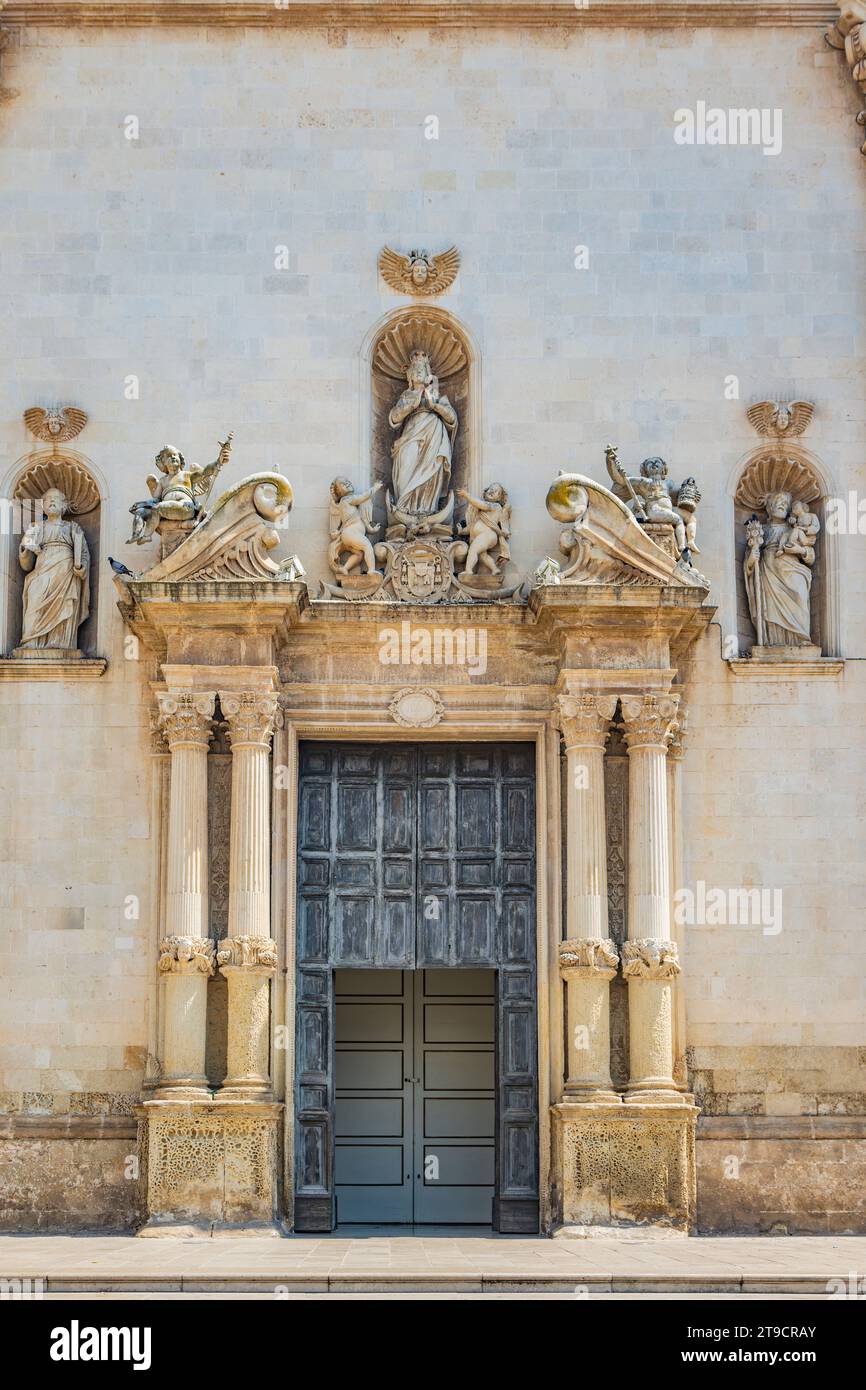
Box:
[1, 2, 837, 28]
[116, 577, 714, 691]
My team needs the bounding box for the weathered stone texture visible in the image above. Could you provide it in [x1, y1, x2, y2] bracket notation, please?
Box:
[0, 1135, 142, 1232]
[697, 1123, 866, 1234]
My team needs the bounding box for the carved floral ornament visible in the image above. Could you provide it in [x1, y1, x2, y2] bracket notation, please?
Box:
[619, 693, 680, 750]
[216, 936, 278, 971]
[622, 938, 681, 980]
[388, 686, 445, 729]
[156, 690, 216, 748]
[559, 937, 620, 980]
[556, 693, 618, 749]
[219, 691, 279, 748]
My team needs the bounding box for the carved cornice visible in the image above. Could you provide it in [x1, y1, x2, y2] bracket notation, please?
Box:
[556, 693, 618, 750]
[216, 935, 278, 970]
[622, 938, 681, 980]
[156, 690, 215, 749]
[219, 690, 278, 749]
[559, 937, 619, 980]
[157, 936, 215, 976]
[826, 2, 866, 154]
[3, 3, 837, 28]
[619, 693, 680, 752]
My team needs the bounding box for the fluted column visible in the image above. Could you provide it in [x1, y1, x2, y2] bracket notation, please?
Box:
[219, 691, 279, 1100]
[557, 693, 620, 1101]
[668, 711, 689, 1090]
[153, 690, 215, 1099]
[620, 692, 683, 1103]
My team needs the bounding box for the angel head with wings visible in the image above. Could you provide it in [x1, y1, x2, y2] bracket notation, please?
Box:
[24, 405, 88, 444]
[746, 400, 814, 438]
[379, 245, 461, 297]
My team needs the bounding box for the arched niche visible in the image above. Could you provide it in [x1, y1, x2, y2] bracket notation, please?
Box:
[1, 449, 105, 659]
[731, 447, 841, 658]
[360, 306, 480, 510]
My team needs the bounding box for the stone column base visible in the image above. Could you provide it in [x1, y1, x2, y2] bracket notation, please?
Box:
[135, 1099, 283, 1235]
[551, 1099, 698, 1234]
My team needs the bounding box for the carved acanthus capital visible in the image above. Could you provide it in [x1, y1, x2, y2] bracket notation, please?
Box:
[216, 935, 278, 971]
[559, 937, 619, 980]
[156, 690, 216, 750]
[158, 936, 216, 977]
[219, 691, 278, 750]
[619, 693, 680, 752]
[556, 693, 618, 751]
[622, 938, 681, 980]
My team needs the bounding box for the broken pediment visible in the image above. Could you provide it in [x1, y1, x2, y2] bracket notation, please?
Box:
[535, 472, 709, 590]
[130, 473, 298, 583]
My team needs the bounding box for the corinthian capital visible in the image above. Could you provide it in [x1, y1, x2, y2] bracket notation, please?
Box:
[556, 693, 618, 750]
[219, 691, 279, 749]
[158, 936, 215, 976]
[216, 935, 278, 970]
[619, 693, 680, 752]
[622, 938, 681, 980]
[156, 690, 216, 749]
[559, 937, 619, 980]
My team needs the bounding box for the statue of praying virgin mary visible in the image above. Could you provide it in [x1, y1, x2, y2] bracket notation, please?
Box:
[387, 349, 457, 529]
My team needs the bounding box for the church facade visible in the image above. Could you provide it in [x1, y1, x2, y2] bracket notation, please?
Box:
[0, 1, 864, 1237]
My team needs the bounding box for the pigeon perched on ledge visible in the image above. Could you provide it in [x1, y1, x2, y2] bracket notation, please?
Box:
[107, 556, 134, 577]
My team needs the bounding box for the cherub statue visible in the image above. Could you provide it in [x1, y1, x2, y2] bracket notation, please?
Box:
[780, 497, 820, 564]
[128, 435, 232, 544]
[605, 446, 700, 559]
[456, 483, 511, 576]
[327, 476, 383, 576]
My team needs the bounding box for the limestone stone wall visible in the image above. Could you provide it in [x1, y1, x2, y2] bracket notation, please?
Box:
[0, 16, 863, 1228]
[697, 1119, 866, 1234]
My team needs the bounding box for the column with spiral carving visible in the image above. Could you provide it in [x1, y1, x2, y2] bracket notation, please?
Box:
[556, 693, 620, 1101]
[620, 692, 683, 1103]
[218, 691, 279, 1100]
[153, 690, 215, 1099]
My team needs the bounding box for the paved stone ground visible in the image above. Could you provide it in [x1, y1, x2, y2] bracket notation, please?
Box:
[1, 1232, 864, 1297]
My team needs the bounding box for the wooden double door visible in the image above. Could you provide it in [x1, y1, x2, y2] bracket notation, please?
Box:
[294, 742, 538, 1232]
